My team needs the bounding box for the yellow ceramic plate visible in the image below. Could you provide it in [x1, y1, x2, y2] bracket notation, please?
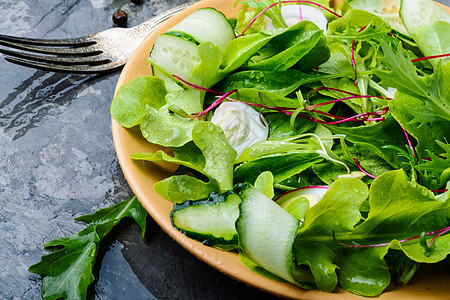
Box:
[111, 1, 450, 298]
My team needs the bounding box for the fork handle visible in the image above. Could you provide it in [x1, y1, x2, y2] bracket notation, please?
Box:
[130, 1, 198, 40]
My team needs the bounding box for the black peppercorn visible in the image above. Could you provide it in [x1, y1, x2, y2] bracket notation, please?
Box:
[112, 10, 128, 26]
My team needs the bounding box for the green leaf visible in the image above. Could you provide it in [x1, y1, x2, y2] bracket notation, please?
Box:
[413, 21, 450, 68]
[140, 104, 198, 147]
[327, 8, 386, 37]
[110, 76, 167, 128]
[293, 242, 338, 292]
[254, 171, 275, 199]
[389, 92, 449, 156]
[375, 40, 450, 124]
[234, 152, 323, 185]
[28, 196, 147, 300]
[266, 113, 316, 139]
[326, 116, 407, 168]
[130, 150, 205, 175]
[415, 141, 450, 187]
[354, 170, 449, 246]
[221, 32, 273, 74]
[297, 177, 369, 237]
[189, 41, 224, 88]
[337, 247, 390, 297]
[248, 22, 324, 72]
[192, 121, 237, 192]
[154, 175, 217, 203]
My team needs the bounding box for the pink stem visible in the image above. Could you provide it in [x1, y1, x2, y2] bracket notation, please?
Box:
[403, 129, 418, 162]
[307, 86, 393, 102]
[238, 0, 342, 37]
[428, 227, 450, 247]
[353, 157, 377, 179]
[334, 226, 450, 248]
[172, 75, 223, 95]
[196, 89, 238, 119]
[350, 26, 367, 86]
[411, 53, 450, 63]
[306, 95, 390, 110]
[430, 189, 448, 193]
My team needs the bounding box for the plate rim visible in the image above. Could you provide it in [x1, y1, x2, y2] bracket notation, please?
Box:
[111, 1, 450, 299]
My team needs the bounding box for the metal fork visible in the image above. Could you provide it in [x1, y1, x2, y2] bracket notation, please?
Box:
[0, 3, 193, 74]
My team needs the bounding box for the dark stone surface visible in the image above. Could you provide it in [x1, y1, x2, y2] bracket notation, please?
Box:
[0, 0, 448, 299]
[0, 0, 281, 299]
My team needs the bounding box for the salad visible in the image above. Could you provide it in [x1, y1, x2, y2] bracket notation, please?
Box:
[111, 0, 450, 297]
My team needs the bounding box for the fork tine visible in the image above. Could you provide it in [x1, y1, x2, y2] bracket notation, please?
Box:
[0, 48, 111, 65]
[0, 39, 100, 56]
[0, 34, 94, 46]
[4, 56, 122, 74]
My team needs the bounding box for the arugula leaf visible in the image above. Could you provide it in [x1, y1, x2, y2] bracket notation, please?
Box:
[28, 196, 147, 300]
[326, 116, 407, 168]
[415, 141, 450, 187]
[375, 40, 450, 123]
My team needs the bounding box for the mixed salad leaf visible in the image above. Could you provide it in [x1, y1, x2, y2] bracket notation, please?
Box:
[28, 196, 147, 300]
[108, 0, 450, 297]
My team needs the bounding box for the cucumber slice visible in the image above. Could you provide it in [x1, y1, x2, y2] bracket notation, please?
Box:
[349, 0, 409, 36]
[400, 0, 450, 36]
[236, 183, 300, 284]
[149, 34, 199, 92]
[168, 8, 235, 51]
[170, 191, 241, 250]
[164, 31, 200, 44]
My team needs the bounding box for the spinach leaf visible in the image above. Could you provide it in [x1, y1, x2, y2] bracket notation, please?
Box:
[234, 152, 323, 184]
[28, 196, 147, 300]
[248, 22, 324, 71]
[337, 247, 390, 297]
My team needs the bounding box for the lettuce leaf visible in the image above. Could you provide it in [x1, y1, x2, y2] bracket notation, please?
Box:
[293, 170, 449, 296]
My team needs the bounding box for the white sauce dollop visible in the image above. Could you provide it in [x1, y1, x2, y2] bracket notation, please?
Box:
[210, 102, 268, 157]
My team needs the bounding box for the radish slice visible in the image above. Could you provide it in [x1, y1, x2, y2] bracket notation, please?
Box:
[265, 5, 328, 31]
[276, 186, 329, 208]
